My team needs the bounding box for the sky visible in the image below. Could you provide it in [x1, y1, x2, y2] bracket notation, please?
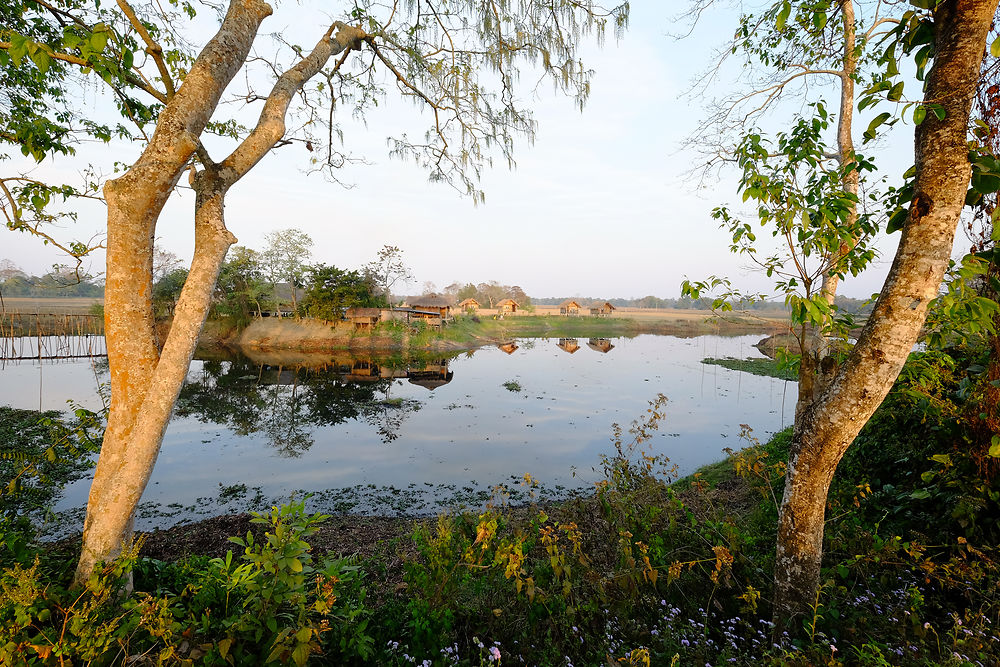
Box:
[2, 1, 967, 301]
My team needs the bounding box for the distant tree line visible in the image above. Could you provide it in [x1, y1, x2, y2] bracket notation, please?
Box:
[531, 294, 873, 315]
[0, 260, 103, 298]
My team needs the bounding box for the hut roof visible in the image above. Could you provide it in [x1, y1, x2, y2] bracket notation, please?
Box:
[559, 299, 582, 308]
[409, 294, 452, 308]
[458, 297, 480, 307]
[496, 298, 519, 307]
[589, 300, 616, 310]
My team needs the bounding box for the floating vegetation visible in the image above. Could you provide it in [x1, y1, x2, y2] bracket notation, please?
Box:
[502, 379, 523, 392]
[702, 356, 797, 381]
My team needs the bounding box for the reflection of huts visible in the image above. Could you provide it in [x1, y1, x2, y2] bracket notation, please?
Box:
[589, 301, 617, 317]
[559, 299, 583, 316]
[346, 360, 380, 381]
[587, 338, 615, 353]
[407, 361, 453, 390]
[496, 298, 519, 314]
[557, 338, 580, 354]
[458, 297, 480, 312]
[498, 341, 519, 355]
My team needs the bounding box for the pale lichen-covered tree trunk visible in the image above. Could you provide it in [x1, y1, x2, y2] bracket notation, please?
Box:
[773, 0, 998, 630]
[74, 0, 364, 585]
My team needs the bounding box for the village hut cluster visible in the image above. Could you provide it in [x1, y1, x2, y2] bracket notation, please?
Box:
[342, 295, 525, 330]
[558, 300, 617, 317]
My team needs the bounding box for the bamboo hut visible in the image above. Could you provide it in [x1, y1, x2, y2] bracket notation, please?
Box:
[496, 298, 519, 314]
[458, 297, 480, 312]
[559, 299, 583, 316]
[589, 301, 616, 317]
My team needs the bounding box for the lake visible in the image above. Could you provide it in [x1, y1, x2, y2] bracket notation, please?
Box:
[0, 334, 796, 531]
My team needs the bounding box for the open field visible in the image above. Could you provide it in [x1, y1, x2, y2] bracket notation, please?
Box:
[1, 297, 103, 314]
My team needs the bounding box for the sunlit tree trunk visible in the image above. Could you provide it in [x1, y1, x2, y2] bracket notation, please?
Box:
[773, 0, 998, 630]
[74, 0, 364, 585]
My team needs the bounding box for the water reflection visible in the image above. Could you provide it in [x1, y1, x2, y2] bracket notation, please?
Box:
[587, 338, 614, 353]
[557, 338, 580, 354]
[176, 352, 458, 452]
[497, 342, 519, 354]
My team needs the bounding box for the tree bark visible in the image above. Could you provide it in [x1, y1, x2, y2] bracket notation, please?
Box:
[773, 0, 998, 631]
[797, 1, 860, 415]
[74, 0, 364, 585]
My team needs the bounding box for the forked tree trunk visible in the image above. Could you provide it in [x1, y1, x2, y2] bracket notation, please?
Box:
[773, 0, 998, 630]
[74, 0, 364, 585]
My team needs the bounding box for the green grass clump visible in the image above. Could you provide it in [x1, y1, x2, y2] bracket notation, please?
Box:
[703, 356, 798, 381]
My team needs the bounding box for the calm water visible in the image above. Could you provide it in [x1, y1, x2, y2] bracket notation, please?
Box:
[0, 334, 796, 530]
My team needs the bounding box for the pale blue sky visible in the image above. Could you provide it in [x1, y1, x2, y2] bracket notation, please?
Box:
[4, 1, 958, 300]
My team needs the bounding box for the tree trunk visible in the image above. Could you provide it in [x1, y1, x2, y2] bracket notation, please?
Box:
[773, 0, 998, 631]
[75, 0, 273, 586]
[74, 6, 365, 585]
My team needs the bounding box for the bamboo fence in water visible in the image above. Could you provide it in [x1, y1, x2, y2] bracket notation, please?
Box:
[0, 312, 106, 360]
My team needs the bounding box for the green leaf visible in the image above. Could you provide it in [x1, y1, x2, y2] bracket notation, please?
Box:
[913, 106, 927, 125]
[910, 489, 932, 500]
[776, 2, 791, 31]
[292, 643, 310, 667]
[888, 81, 904, 101]
[887, 207, 908, 234]
[991, 36, 1000, 58]
[864, 112, 891, 142]
[30, 49, 52, 74]
[989, 435, 1000, 458]
[9, 33, 29, 65]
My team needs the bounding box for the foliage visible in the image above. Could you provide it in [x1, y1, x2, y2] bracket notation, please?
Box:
[0, 500, 373, 666]
[213, 246, 271, 327]
[682, 105, 878, 343]
[263, 229, 314, 313]
[363, 246, 413, 304]
[0, 405, 103, 521]
[153, 267, 189, 318]
[0, 264, 103, 297]
[300, 264, 385, 321]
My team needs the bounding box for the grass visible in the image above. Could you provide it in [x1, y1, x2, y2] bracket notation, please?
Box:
[501, 379, 523, 392]
[702, 355, 798, 381]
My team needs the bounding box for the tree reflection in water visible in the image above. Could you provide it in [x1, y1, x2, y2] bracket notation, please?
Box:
[175, 352, 452, 456]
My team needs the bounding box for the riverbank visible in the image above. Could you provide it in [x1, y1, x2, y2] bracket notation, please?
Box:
[213, 311, 789, 354]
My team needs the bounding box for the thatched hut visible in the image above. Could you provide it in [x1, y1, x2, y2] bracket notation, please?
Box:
[345, 307, 382, 329]
[458, 297, 480, 312]
[409, 295, 453, 319]
[559, 299, 583, 316]
[589, 301, 616, 317]
[496, 298, 519, 314]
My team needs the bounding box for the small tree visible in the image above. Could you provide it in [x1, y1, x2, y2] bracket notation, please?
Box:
[363, 245, 413, 304]
[262, 228, 313, 315]
[301, 263, 384, 320]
